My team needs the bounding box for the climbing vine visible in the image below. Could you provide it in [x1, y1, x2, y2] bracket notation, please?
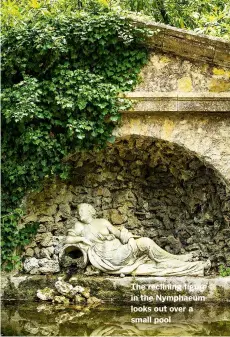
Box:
[1, 9, 151, 270]
[1, 210, 39, 271]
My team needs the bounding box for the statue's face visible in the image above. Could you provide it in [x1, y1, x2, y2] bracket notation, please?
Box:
[78, 204, 96, 224]
[79, 209, 91, 223]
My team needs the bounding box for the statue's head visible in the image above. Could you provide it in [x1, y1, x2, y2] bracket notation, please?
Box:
[78, 203, 96, 224]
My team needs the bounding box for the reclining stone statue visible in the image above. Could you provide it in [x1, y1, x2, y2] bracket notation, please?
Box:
[63, 203, 211, 276]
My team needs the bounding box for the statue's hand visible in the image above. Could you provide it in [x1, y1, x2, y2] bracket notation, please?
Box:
[120, 227, 134, 244]
[98, 233, 106, 241]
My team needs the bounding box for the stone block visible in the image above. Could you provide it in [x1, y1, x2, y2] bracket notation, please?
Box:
[163, 35, 215, 63]
[129, 99, 177, 112]
[177, 99, 230, 112]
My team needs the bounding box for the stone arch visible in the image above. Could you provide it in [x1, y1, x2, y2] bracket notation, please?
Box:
[115, 113, 230, 185]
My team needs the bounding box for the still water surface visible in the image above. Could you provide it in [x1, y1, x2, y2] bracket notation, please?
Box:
[1, 301, 230, 336]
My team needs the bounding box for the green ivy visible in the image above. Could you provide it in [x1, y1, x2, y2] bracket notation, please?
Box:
[219, 265, 230, 277]
[1, 209, 39, 271]
[1, 10, 151, 270]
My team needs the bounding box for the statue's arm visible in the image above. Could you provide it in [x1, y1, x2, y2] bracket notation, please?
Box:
[106, 222, 122, 239]
[65, 235, 92, 245]
[107, 222, 138, 244]
[66, 221, 91, 245]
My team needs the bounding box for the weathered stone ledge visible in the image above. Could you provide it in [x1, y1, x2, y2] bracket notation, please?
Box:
[122, 92, 230, 113]
[1, 275, 230, 303]
[129, 15, 230, 68]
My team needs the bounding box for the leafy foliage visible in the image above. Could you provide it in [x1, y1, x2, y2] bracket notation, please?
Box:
[2, 0, 229, 39]
[1, 0, 109, 29]
[118, 0, 230, 40]
[1, 209, 39, 271]
[1, 7, 151, 270]
[219, 265, 230, 277]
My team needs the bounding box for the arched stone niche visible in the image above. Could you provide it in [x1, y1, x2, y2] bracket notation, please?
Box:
[24, 135, 230, 273]
[116, 114, 230, 183]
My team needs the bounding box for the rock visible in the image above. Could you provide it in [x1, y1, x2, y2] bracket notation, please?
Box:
[23, 258, 39, 273]
[40, 325, 59, 336]
[110, 209, 127, 225]
[101, 197, 112, 210]
[53, 240, 65, 256]
[55, 279, 75, 298]
[166, 235, 182, 253]
[34, 247, 40, 258]
[74, 294, 85, 304]
[37, 224, 47, 233]
[54, 279, 89, 299]
[37, 287, 55, 301]
[74, 285, 85, 293]
[126, 216, 140, 229]
[56, 189, 73, 204]
[59, 203, 71, 218]
[40, 233, 53, 247]
[82, 288, 90, 299]
[72, 286, 90, 298]
[30, 268, 41, 275]
[45, 222, 54, 232]
[54, 212, 62, 223]
[187, 244, 201, 251]
[83, 265, 101, 276]
[35, 234, 43, 242]
[53, 228, 65, 236]
[47, 246, 54, 255]
[39, 216, 54, 223]
[94, 197, 102, 207]
[39, 200, 57, 217]
[131, 167, 142, 177]
[24, 322, 39, 335]
[113, 190, 136, 207]
[52, 221, 64, 231]
[22, 214, 38, 224]
[40, 248, 52, 259]
[53, 236, 65, 246]
[53, 296, 69, 305]
[38, 259, 60, 274]
[25, 248, 34, 257]
[95, 187, 111, 197]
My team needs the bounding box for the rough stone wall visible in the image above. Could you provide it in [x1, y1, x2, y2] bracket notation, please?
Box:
[135, 51, 230, 93]
[22, 136, 230, 274]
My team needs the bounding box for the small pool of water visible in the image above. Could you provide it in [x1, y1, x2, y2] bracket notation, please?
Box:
[1, 301, 230, 336]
